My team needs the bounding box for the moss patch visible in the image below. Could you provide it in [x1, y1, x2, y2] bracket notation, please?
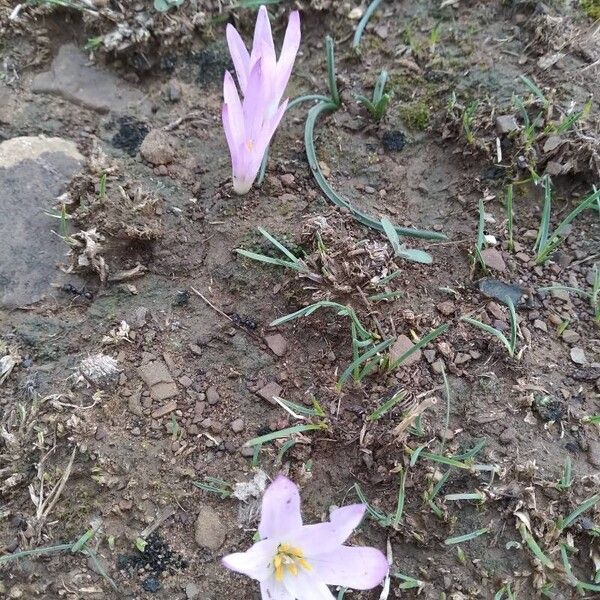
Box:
[580, 0, 600, 18]
[399, 101, 431, 130]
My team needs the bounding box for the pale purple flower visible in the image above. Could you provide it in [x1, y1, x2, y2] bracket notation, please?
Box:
[222, 6, 300, 195]
[222, 475, 389, 599]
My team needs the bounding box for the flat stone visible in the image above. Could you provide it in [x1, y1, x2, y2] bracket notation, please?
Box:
[561, 330, 580, 344]
[533, 319, 547, 332]
[480, 248, 506, 272]
[496, 115, 519, 134]
[138, 360, 178, 401]
[432, 359, 445, 374]
[194, 505, 226, 551]
[230, 418, 244, 433]
[454, 352, 471, 365]
[390, 335, 422, 366]
[588, 441, 600, 469]
[436, 301, 455, 316]
[570, 347, 587, 365]
[543, 136, 563, 153]
[206, 386, 220, 405]
[479, 278, 525, 306]
[265, 334, 288, 357]
[0, 136, 84, 307]
[32, 44, 150, 115]
[139, 129, 177, 165]
[185, 583, 200, 600]
[257, 382, 282, 404]
[151, 400, 177, 419]
[550, 288, 570, 302]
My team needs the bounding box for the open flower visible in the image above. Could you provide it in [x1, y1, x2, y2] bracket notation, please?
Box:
[222, 6, 300, 195]
[222, 475, 389, 599]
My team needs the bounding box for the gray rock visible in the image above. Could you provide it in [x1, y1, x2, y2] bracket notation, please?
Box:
[390, 334, 422, 366]
[0, 136, 84, 307]
[265, 334, 288, 357]
[230, 418, 244, 433]
[570, 347, 587, 365]
[588, 441, 600, 469]
[138, 360, 178, 401]
[194, 505, 226, 551]
[496, 115, 519, 134]
[257, 382, 282, 404]
[185, 583, 200, 600]
[206, 386, 220, 405]
[480, 248, 506, 272]
[32, 44, 150, 115]
[561, 330, 580, 344]
[478, 278, 525, 306]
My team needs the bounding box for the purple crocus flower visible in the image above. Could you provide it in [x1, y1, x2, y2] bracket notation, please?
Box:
[222, 6, 300, 195]
[222, 475, 389, 599]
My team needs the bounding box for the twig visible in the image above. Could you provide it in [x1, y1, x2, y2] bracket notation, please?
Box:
[190, 287, 233, 322]
[393, 396, 438, 440]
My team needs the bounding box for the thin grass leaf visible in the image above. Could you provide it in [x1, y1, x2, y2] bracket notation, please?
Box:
[84, 547, 119, 591]
[368, 290, 404, 302]
[353, 483, 388, 523]
[368, 390, 407, 421]
[352, 0, 383, 50]
[373, 70, 388, 104]
[534, 175, 552, 253]
[392, 468, 407, 528]
[557, 456, 572, 490]
[192, 479, 233, 499]
[506, 184, 514, 252]
[518, 524, 554, 568]
[338, 338, 394, 387]
[0, 543, 72, 565]
[445, 491, 486, 502]
[235, 249, 301, 270]
[440, 364, 451, 454]
[277, 438, 297, 462]
[461, 317, 513, 357]
[381, 216, 401, 254]
[452, 440, 486, 461]
[507, 297, 518, 355]
[257, 227, 300, 263]
[392, 572, 424, 590]
[428, 470, 451, 502]
[276, 397, 324, 417]
[71, 528, 96, 553]
[536, 187, 600, 263]
[244, 423, 325, 447]
[417, 451, 473, 470]
[444, 527, 489, 545]
[554, 98, 592, 134]
[325, 36, 340, 107]
[582, 415, 600, 425]
[376, 270, 403, 285]
[395, 247, 432, 264]
[519, 75, 549, 107]
[409, 444, 427, 467]
[477, 198, 485, 252]
[388, 323, 449, 371]
[556, 494, 600, 531]
[305, 101, 446, 240]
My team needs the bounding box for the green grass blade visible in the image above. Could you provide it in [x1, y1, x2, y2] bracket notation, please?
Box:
[325, 36, 340, 106]
[373, 70, 388, 104]
[428, 470, 451, 502]
[507, 297, 518, 355]
[368, 389, 407, 421]
[519, 74, 548, 107]
[381, 216, 401, 254]
[388, 324, 449, 371]
[417, 451, 473, 470]
[236, 249, 301, 270]
[244, 423, 325, 447]
[444, 527, 488, 545]
[352, 0, 383, 50]
[506, 184, 514, 251]
[557, 494, 600, 530]
[257, 227, 300, 263]
[392, 468, 407, 528]
[461, 317, 513, 356]
[519, 524, 554, 568]
[367, 290, 404, 302]
[338, 338, 394, 387]
[477, 198, 485, 252]
[534, 175, 552, 253]
[304, 102, 446, 240]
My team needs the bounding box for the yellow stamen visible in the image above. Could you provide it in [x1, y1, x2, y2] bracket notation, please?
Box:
[246, 139, 254, 152]
[271, 543, 312, 581]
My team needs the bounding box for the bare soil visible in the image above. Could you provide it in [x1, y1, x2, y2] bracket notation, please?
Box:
[1, 1, 599, 599]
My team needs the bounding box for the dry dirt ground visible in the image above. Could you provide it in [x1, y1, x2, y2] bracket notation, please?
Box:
[0, 0, 599, 598]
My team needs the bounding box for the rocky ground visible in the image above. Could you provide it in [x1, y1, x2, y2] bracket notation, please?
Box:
[0, 0, 599, 599]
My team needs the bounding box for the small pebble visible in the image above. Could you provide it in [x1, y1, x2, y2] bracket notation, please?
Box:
[231, 418, 244, 433]
[570, 347, 587, 365]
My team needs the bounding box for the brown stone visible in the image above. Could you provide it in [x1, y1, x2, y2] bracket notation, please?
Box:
[257, 382, 282, 404]
[390, 335, 422, 366]
[265, 334, 288, 357]
[151, 400, 177, 419]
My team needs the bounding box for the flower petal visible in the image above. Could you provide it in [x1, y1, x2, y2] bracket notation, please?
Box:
[275, 10, 300, 98]
[311, 546, 389, 590]
[259, 475, 302, 539]
[226, 24, 250, 93]
[252, 5, 276, 67]
[329, 504, 366, 544]
[222, 538, 278, 582]
[261, 577, 294, 600]
[223, 71, 244, 148]
[282, 570, 335, 600]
